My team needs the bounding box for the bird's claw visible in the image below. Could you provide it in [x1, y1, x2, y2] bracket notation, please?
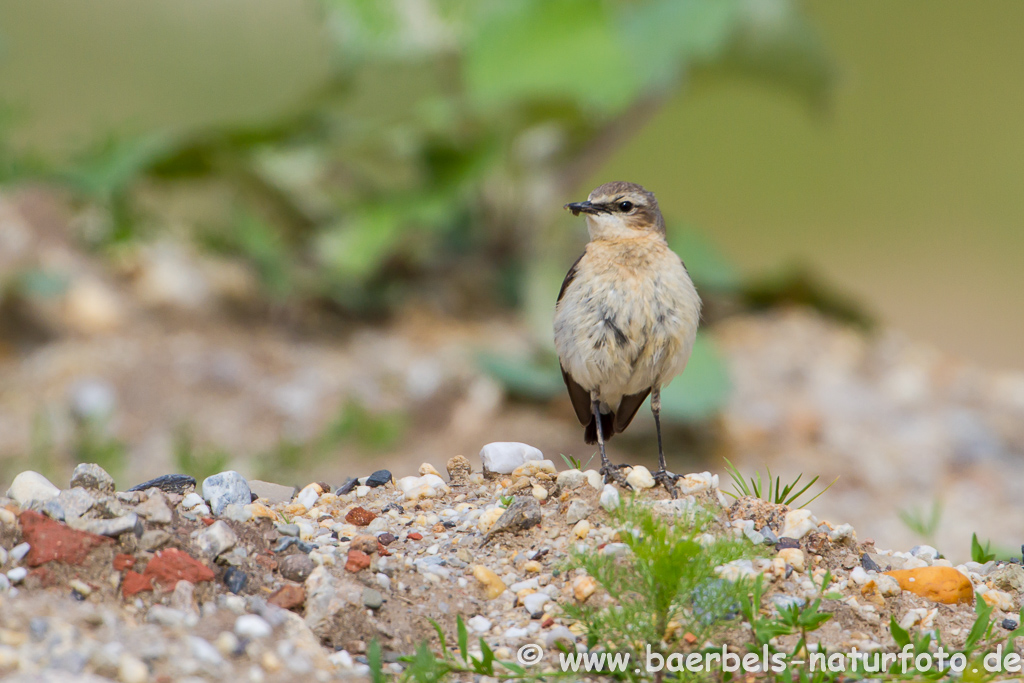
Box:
[653, 469, 680, 498]
[600, 464, 632, 489]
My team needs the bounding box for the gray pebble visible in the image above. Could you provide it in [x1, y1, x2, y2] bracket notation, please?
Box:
[362, 588, 384, 610]
[201, 471, 251, 516]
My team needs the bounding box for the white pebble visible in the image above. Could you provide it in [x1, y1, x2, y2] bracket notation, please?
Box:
[781, 510, 817, 540]
[235, 614, 273, 639]
[356, 485, 371, 498]
[531, 485, 548, 501]
[467, 615, 492, 634]
[6, 471, 60, 505]
[7, 567, 27, 584]
[522, 592, 550, 615]
[10, 543, 30, 562]
[479, 442, 543, 475]
[624, 466, 655, 490]
[295, 485, 320, 511]
[599, 484, 620, 511]
[584, 470, 604, 490]
[181, 493, 204, 509]
[118, 653, 148, 683]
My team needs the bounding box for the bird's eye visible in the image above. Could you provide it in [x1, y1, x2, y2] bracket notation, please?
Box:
[618, 201, 634, 212]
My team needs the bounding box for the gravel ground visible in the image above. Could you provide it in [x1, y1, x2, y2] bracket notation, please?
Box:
[0, 451, 1020, 682]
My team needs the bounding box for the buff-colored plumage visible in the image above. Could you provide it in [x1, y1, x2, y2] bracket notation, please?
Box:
[554, 181, 701, 490]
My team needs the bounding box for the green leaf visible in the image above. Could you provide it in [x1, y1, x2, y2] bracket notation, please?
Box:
[367, 640, 386, 683]
[964, 592, 992, 653]
[657, 333, 731, 421]
[457, 615, 468, 663]
[971, 533, 996, 564]
[60, 133, 176, 199]
[465, 0, 636, 113]
[889, 615, 911, 649]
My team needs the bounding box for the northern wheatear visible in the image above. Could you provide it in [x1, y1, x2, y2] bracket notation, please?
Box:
[554, 181, 701, 494]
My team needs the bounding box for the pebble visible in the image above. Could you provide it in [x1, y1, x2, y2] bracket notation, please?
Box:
[201, 471, 252, 516]
[70, 463, 116, 494]
[477, 507, 504, 534]
[69, 513, 140, 538]
[366, 470, 393, 488]
[472, 565, 506, 599]
[599, 484, 620, 511]
[128, 474, 196, 495]
[584, 469, 603, 490]
[118, 653, 149, 683]
[479, 442, 542, 475]
[556, 469, 587, 490]
[781, 510, 817, 540]
[625, 465, 655, 490]
[777, 548, 806, 573]
[566, 500, 590, 525]
[234, 615, 273, 639]
[573, 576, 597, 602]
[446, 456, 473, 485]
[193, 521, 238, 558]
[990, 564, 1024, 592]
[279, 554, 314, 583]
[7, 471, 60, 505]
[531, 484, 548, 501]
[7, 567, 27, 584]
[295, 485, 320, 511]
[223, 567, 248, 594]
[545, 626, 577, 648]
[335, 478, 359, 495]
[522, 592, 549, 616]
[362, 588, 384, 610]
[885, 566, 973, 604]
[10, 543, 30, 562]
[54, 488, 95, 520]
[572, 520, 591, 539]
[396, 474, 450, 501]
[467, 615, 492, 634]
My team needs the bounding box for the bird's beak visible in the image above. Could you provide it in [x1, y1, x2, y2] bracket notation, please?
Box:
[565, 201, 598, 216]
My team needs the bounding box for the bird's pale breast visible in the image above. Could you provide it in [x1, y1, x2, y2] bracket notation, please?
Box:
[553, 236, 701, 406]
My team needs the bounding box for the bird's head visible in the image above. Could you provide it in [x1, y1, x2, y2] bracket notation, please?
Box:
[564, 181, 665, 240]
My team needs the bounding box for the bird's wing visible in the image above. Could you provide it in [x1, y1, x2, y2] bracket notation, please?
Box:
[557, 252, 585, 304]
[560, 364, 593, 427]
[614, 389, 651, 433]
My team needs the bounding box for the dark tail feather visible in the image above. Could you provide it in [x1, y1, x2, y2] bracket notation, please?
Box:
[584, 411, 616, 445]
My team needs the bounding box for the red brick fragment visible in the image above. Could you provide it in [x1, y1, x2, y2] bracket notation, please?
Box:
[122, 570, 153, 597]
[345, 549, 371, 573]
[201, 517, 215, 526]
[144, 548, 215, 589]
[113, 554, 136, 571]
[345, 507, 377, 526]
[541, 616, 554, 628]
[19, 510, 113, 567]
[268, 584, 305, 610]
[407, 532, 423, 541]
[377, 541, 390, 557]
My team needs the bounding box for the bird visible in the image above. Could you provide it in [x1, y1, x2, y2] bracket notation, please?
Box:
[553, 181, 701, 494]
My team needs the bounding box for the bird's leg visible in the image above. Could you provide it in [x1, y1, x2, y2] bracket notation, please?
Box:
[594, 396, 629, 488]
[650, 387, 679, 497]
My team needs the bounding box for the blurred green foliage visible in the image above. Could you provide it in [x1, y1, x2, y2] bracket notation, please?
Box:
[1, 0, 832, 422]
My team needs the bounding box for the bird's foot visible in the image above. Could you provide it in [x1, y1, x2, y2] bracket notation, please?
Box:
[600, 463, 632, 489]
[653, 469, 680, 498]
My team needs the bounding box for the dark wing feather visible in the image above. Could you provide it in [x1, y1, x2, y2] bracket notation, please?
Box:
[561, 365, 593, 426]
[557, 252, 585, 303]
[614, 389, 651, 433]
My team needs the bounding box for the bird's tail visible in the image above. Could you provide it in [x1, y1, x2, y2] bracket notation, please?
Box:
[584, 411, 616, 445]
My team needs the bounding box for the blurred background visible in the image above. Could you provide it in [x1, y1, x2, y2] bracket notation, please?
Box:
[1, 0, 1023, 560]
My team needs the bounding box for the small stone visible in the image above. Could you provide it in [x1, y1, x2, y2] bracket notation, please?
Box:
[134, 491, 172, 524]
[573, 520, 591, 539]
[884, 566, 973, 605]
[128, 474, 196, 495]
[139, 529, 171, 551]
[545, 626, 577, 649]
[511, 460, 557, 478]
[366, 470, 393, 488]
[346, 549, 371, 573]
[523, 560, 542, 573]
[346, 507, 377, 526]
[446, 456, 472, 485]
[573, 576, 597, 602]
[1002, 619, 1019, 631]
[408, 532, 423, 541]
[10, 542, 30, 562]
[193, 520, 237, 558]
[335, 478, 359, 495]
[990, 564, 1024, 593]
[584, 470, 603, 490]
[759, 526, 779, 545]
[479, 442, 543, 475]
[775, 537, 801, 550]
[396, 474, 450, 501]
[118, 653, 148, 683]
[145, 549, 215, 591]
[472, 565, 506, 599]
[7, 567, 27, 583]
[777, 548, 805, 573]
[556, 469, 587, 490]
[625, 465, 655, 490]
[235, 614, 273, 639]
[566, 500, 591, 525]
[350, 535, 378, 554]
[213, 631, 240, 657]
[355, 485, 371, 497]
[531, 484, 548, 501]
[477, 507, 504, 534]
[295, 485, 320, 511]
[982, 588, 1014, 611]
[223, 567, 248, 594]
[201, 471, 251, 516]
[467, 615, 492, 634]
[68, 513, 141, 538]
[170, 580, 196, 613]
[268, 584, 305, 610]
[781, 510, 817, 540]
[248, 480, 296, 505]
[280, 554, 315, 583]
[181, 492, 205, 509]
[7, 471, 60, 505]
[70, 463, 116, 494]
[362, 588, 384, 610]
[377, 532, 397, 546]
[482, 496, 542, 541]
[599, 484, 620, 511]
[523, 592, 549, 616]
[419, 463, 441, 477]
